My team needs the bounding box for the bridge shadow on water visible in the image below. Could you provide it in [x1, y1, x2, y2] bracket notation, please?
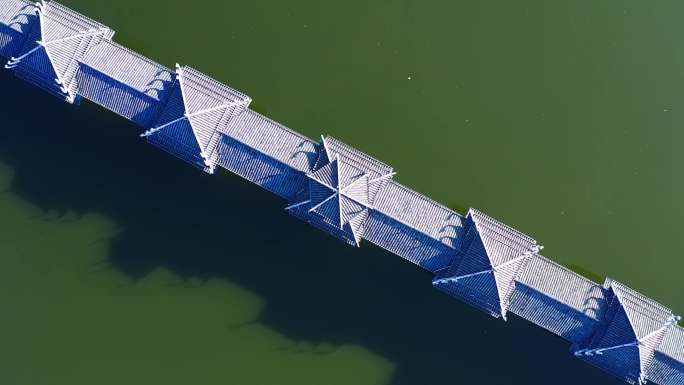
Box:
[0, 70, 622, 385]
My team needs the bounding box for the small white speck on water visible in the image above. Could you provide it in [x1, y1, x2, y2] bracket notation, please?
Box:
[407, 75, 412, 80]
[664, 108, 670, 112]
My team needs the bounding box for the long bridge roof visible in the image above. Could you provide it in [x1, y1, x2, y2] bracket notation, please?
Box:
[513, 254, 608, 321]
[220, 108, 317, 174]
[373, 180, 463, 250]
[79, 39, 174, 101]
[1, 2, 682, 385]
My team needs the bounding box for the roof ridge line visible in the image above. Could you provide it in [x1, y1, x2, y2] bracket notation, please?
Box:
[322, 135, 393, 171]
[468, 208, 536, 243]
[469, 211, 539, 268]
[180, 65, 251, 102]
[609, 280, 673, 313]
[379, 180, 461, 216]
[81, 39, 171, 71]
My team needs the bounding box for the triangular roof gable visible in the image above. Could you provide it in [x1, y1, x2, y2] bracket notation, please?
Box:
[320, 136, 393, 180]
[465, 208, 539, 317]
[609, 280, 674, 341]
[468, 208, 537, 266]
[178, 66, 250, 116]
[142, 65, 252, 170]
[574, 299, 645, 383]
[575, 280, 678, 383]
[176, 66, 251, 153]
[433, 224, 510, 318]
[610, 280, 678, 380]
[9, 1, 115, 101]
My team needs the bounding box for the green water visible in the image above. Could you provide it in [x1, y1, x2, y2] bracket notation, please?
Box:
[1, 1, 683, 384]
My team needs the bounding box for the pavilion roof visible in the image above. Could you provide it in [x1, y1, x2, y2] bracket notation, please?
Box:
[142, 65, 251, 171]
[287, 136, 395, 245]
[471, 208, 539, 316]
[575, 279, 677, 384]
[433, 208, 540, 318]
[306, 157, 373, 244]
[177, 66, 251, 153]
[468, 208, 537, 266]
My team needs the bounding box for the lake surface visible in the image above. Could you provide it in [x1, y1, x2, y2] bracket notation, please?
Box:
[1, 1, 682, 384]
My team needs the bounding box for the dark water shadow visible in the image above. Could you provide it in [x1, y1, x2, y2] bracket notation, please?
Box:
[0, 70, 623, 385]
